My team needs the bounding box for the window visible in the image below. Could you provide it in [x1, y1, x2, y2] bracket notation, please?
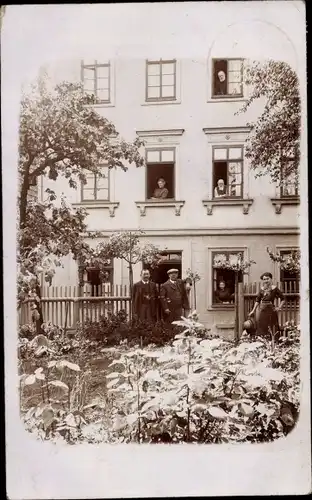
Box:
[213, 146, 244, 198]
[279, 249, 300, 292]
[280, 153, 299, 197]
[85, 259, 114, 297]
[146, 148, 175, 200]
[81, 60, 111, 103]
[212, 251, 244, 306]
[212, 59, 243, 98]
[146, 59, 176, 101]
[81, 166, 110, 202]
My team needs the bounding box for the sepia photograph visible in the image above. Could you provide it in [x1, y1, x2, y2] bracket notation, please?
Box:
[3, 1, 310, 498]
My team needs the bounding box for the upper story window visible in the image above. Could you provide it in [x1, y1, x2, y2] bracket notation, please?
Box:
[146, 59, 176, 102]
[146, 148, 175, 200]
[81, 166, 110, 202]
[212, 59, 243, 98]
[280, 151, 299, 197]
[81, 60, 111, 103]
[213, 146, 244, 198]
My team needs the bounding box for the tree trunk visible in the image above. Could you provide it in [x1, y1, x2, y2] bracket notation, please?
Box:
[35, 282, 44, 331]
[19, 173, 30, 229]
[234, 273, 239, 344]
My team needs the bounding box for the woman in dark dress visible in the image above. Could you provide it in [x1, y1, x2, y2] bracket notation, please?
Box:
[248, 272, 285, 337]
[215, 280, 234, 304]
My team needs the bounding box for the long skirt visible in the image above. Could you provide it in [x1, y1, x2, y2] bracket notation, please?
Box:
[256, 303, 280, 337]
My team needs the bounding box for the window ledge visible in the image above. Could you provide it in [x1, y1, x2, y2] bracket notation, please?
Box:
[207, 97, 247, 104]
[135, 200, 185, 217]
[141, 100, 181, 106]
[84, 103, 115, 108]
[73, 202, 119, 217]
[202, 198, 254, 215]
[209, 305, 235, 311]
[270, 196, 300, 214]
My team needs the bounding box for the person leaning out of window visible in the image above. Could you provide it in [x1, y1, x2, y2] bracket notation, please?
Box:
[248, 272, 285, 338]
[151, 177, 169, 200]
[214, 178, 227, 198]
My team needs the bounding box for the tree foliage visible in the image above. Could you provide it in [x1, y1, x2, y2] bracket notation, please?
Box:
[90, 230, 165, 290]
[266, 247, 300, 274]
[237, 60, 300, 187]
[18, 75, 144, 303]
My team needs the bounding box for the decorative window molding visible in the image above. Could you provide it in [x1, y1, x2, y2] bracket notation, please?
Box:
[81, 59, 116, 107]
[72, 201, 119, 218]
[270, 196, 300, 214]
[135, 200, 185, 217]
[202, 198, 254, 215]
[136, 129, 184, 143]
[142, 59, 181, 106]
[203, 127, 251, 143]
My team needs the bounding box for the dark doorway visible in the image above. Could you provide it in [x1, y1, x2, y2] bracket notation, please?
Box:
[144, 251, 183, 320]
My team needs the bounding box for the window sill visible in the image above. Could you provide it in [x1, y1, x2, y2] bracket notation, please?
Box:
[141, 100, 181, 106]
[135, 200, 185, 216]
[209, 304, 235, 311]
[84, 103, 115, 108]
[207, 97, 247, 104]
[202, 198, 254, 215]
[73, 201, 119, 217]
[270, 196, 300, 214]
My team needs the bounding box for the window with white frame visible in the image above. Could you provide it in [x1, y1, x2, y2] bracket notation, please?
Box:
[146, 148, 175, 200]
[146, 59, 176, 101]
[85, 258, 114, 297]
[212, 59, 243, 98]
[81, 60, 111, 103]
[81, 166, 110, 202]
[212, 251, 244, 306]
[212, 146, 244, 198]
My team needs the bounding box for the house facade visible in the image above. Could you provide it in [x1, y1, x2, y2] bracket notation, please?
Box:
[38, 16, 301, 331]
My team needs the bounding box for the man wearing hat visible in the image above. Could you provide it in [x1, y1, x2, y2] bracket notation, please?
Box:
[160, 269, 190, 323]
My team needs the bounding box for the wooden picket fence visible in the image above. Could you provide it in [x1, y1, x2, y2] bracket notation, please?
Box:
[19, 281, 300, 332]
[19, 284, 131, 330]
[242, 281, 300, 328]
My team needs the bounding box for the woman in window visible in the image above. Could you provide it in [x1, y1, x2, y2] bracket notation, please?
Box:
[151, 177, 169, 200]
[215, 280, 234, 304]
[214, 178, 227, 198]
[248, 272, 285, 337]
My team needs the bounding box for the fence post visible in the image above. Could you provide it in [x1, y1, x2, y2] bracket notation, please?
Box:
[73, 298, 79, 330]
[238, 282, 244, 340]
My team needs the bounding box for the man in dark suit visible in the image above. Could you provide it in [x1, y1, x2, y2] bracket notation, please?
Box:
[132, 269, 157, 322]
[160, 269, 190, 324]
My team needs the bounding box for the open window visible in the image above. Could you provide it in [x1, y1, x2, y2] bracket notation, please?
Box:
[146, 148, 175, 200]
[84, 259, 114, 297]
[212, 251, 244, 306]
[212, 59, 243, 98]
[213, 146, 244, 198]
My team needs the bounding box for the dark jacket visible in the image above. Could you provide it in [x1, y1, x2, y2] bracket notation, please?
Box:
[132, 280, 157, 321]
[160, 279, 189, 322]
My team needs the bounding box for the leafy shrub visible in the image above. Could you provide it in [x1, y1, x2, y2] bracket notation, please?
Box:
[79, 310, 201, 347]
[102, 316, 300, 444]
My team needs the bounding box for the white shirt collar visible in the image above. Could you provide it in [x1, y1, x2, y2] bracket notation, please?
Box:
[142, 280, 149, 284]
